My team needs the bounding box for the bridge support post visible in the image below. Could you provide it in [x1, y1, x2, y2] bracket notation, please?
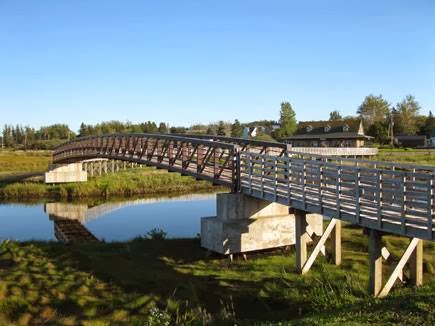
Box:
[295, 209, 308, 272]
[331, 220, 342, 265]
[410, 239, 423, 286]
[367, 229, 424, 297]
[201, 193, 323, 256]
[295, 216, 342, 274]
[45, 163, 88, 183]
[368, 229, 383, 297]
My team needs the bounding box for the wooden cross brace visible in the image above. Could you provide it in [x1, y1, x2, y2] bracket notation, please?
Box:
[368, 229, 423, 298]
[295, 210, 341, 274]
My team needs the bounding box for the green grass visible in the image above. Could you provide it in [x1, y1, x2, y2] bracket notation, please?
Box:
[0, 169, 221, 200]
[0, 150, 51, 176]
[0, 226, 433, 325]
[0, 149, 223, 200]
[374, 149, 435, 166]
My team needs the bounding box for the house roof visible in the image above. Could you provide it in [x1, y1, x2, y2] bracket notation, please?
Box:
[285, 132, 372, 140]
[394, 135, 426, 140]
[295, 118, 363, 135]
[284, 118, 369, 141]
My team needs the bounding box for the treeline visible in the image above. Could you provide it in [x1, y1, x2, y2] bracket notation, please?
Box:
[1, 94, 433, 150]
[78, 121, 171, 136]
[1, 124, 75, 149]
[355, 94, 434, 144]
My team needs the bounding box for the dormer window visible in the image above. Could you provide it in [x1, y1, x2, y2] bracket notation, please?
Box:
[324, 125, 331, 132]
[343, 124, 349, 132]
[306, 125, 313, 132]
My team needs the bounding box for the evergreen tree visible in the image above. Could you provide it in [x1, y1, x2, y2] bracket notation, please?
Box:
[276, 101, 297, 140]
[421, 111, 435, 137]
[230, 119, 244, 137]
[329, 110, 342, 121]
[217, 121, 226, 136]
[158, 122, 168, 133]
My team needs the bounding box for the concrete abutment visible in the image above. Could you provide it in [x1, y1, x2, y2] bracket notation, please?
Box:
[45, 163, 87, 183]
[200, 193, 323, 255]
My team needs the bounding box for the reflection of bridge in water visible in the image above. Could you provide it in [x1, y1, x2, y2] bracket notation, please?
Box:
[45, 194, 215, 242]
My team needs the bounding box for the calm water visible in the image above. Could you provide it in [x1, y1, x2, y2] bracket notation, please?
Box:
[0, 193, 217, 242]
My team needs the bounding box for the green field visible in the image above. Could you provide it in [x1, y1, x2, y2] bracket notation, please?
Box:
[0, 226, 433, 325]
[0, 169, 220, 200]
[375, 149, 435, 166]
[0, 150, 222, 200]
[0, 150, 51, 177]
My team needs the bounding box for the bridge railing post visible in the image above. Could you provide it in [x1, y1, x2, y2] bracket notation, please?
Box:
[232, 149, 241, 193]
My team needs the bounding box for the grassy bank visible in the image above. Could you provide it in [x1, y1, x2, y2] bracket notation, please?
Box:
[0, 226, 434, 325]
[0, 150, 51, 177]
[0, 150, 223, 200]
[0, 169, 222, 200]
[375, 149, 435, 166]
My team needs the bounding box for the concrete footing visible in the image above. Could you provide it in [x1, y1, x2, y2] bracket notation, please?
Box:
[45, 163, 87, 183]
[201, 193, 323, 255]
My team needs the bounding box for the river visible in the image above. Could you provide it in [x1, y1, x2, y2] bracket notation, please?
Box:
[0, 193, 217, 242]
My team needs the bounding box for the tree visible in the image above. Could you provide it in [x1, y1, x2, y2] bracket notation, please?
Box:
[158, 122, 168, 133]
[275, 101, 297, 140]
[217, 121, 226, 136]
[366, 121, 389, 144]
[2, 125, 14, 147]
[394, 95, 421, 135]
[230, 119, 244, 137]
[420, 111, 435, 137]
[357, 94, 390, 126]
[329, 110, 342, 121]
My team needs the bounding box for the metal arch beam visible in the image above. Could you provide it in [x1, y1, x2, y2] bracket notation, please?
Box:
[171, 133, 289, 156]
[53, 133, 239, 190]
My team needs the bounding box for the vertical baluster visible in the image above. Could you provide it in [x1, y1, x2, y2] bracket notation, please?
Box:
[319, 163, 323, 209]
[428, 176, 434, 239]
[302, 160, 306, 209]
[402, 173, 407, 233]
[274, 157, 278, 201]
[355, 167, 361, 224]
[261, 155, 265, 198]
[287, 155, 292, 206]
[336, 164, 341, 217]
[248, 154, 253, 194]
[377, 170, 383, 228]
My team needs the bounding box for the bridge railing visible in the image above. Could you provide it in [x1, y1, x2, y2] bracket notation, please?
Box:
[240, 151, 435, 240]
[53, 134, 239, 190]
[171, 133, 289, 156]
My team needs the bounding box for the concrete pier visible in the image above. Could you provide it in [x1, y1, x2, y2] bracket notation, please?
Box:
[201, 193, 323, 255]
[45, 163, 87, 183]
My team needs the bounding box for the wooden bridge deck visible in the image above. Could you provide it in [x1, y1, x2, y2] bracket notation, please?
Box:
[53, 133, 435, 241]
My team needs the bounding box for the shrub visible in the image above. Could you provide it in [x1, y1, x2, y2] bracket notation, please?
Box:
[146, 228, 167, 240]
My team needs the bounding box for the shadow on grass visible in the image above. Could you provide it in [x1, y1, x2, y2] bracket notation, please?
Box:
[0, 226, 434, 325]
[0, 238, 306, 324]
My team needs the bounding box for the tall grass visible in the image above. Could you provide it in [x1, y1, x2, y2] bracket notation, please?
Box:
[0, 169, 221, 200]
[0, 150, 51, 175]
[0, 150, 223, 200]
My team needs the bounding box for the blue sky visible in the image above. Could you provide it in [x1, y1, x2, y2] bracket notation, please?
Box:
[1, 1, 434, 131]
